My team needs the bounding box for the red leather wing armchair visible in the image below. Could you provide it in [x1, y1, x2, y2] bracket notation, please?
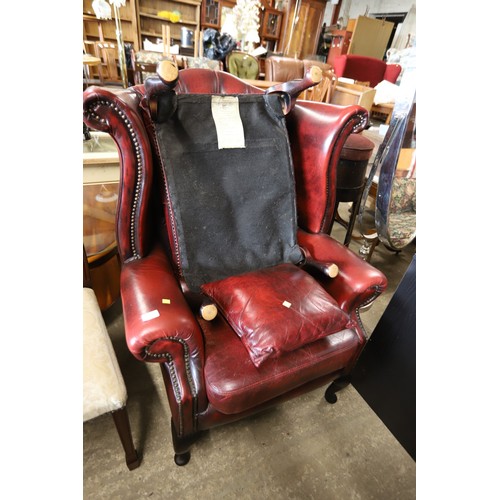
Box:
[83, 67, 387, 466]
[329, 54, 402, 87]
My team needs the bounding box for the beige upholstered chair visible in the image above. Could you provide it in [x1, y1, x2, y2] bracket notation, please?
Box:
[177, 55, 223, 70]
[83, 248, 140, 470]
[131, 49, 166, 85]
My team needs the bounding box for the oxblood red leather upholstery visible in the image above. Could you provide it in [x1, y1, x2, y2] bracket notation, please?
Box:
[83, 68, 387, 463]
[201, 264, 353, 367]
[328, 54, 402, 87]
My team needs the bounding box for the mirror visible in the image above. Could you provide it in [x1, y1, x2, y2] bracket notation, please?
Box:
[357, 51, 416, 259]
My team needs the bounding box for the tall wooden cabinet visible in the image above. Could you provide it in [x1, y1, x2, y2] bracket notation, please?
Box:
[279, 0, 326, 59]
[200, 0, 232, 29]
[83, 0, 141, 84]
[259, 2, 284, 51]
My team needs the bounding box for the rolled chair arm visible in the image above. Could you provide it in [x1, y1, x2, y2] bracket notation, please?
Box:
[121, 242, 204, 357]
[297, 229, 387, 317]
[120, 243, 207, 430]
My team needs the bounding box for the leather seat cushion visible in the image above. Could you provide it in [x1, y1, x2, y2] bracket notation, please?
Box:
[202, 310, 360, 415]
[201, 264, 353, 367]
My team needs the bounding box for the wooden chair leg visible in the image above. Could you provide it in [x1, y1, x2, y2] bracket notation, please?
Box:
[366, 237, 379, 262]
[111, 407, 141, 470]
[343, 197, 363, 247]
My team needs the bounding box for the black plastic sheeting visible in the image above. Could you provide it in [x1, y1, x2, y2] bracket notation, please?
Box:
[203, 28, 237, 61]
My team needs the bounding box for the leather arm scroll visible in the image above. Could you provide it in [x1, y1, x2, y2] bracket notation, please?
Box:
[120, 243, 207, 415]
[121, 244, 204, 359]
[297, 229, 387, 315]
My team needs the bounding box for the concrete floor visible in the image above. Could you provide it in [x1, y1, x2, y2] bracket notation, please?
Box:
[83, 124, 416, 499]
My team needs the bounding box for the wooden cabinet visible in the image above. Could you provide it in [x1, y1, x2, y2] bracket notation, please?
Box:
[200, 0, 284, 53]
[259, 5, 283, 51]
[83, 1, 202, 55]
[201, 0, 233, 29]
[279, 0, 326, 59]
[327, 29, 351, 58]
[202, 0, 221, 28]
[136, 0, 202, 53]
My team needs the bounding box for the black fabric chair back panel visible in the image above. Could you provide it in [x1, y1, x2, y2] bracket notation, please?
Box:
[153, 93, 303, 291]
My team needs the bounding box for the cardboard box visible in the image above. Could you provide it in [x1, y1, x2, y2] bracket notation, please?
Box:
[396, 148, 416, 177]
[331, 81, 376, 112]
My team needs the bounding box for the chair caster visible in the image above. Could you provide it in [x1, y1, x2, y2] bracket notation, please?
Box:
[174, 452, 191, 466]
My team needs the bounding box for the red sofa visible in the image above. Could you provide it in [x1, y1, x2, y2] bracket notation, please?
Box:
[328, 54, 401, 87]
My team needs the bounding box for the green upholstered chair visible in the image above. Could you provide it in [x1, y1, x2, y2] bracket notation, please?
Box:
[226, 50, 260, 80]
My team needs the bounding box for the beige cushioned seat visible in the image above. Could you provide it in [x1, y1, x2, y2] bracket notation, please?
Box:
[83, 287, 127, 422]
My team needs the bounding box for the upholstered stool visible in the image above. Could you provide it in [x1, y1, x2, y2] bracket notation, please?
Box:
[83, 286, 140, 470]
[334, 134, 375, 246]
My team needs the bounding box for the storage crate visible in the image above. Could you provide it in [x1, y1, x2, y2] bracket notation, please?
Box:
[331, 81, 376, 112]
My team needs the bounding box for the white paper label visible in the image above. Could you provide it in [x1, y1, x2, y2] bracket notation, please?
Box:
[211, 96, 245, 149]
[141, 309, 160, 321]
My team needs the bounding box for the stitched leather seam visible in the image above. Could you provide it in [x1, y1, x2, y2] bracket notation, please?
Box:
[321, 110, 367, 232]
[144, 336, 198, 432]
[355, 285, 384, 339]
[163, 353, 184, 436]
